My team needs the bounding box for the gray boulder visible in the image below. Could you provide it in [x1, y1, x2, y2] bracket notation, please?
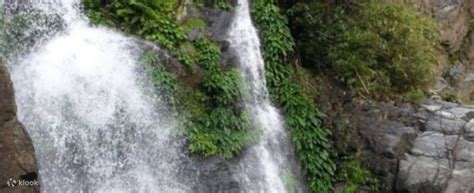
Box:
[397, 101, 474, 193]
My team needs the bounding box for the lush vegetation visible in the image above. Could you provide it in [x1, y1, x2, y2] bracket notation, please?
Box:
[289, 0, 440, 100]
[183, 39, 256, 158]
[84, 0, 255, 159]
[85, 0, 338, 190]
[252, 1, 335, 192]
[282, 0, 442, 191]
[336, 153, 377, 193]
[83, 0, 443, 192]
[83, 0, 187, 49]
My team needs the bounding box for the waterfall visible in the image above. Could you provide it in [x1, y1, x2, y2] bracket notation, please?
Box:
[227, 0, 303, 192]
[5, 1, 189, 192]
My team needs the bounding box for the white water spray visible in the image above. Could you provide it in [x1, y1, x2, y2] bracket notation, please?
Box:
[227, 0, 301, 192]
[6, 1, 189, 192]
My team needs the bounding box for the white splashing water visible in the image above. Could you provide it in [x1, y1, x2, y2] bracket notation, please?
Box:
[6, 1, 189, 192]
[227, 0, 300, 192]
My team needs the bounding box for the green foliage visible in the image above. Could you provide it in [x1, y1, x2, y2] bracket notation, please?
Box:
[289, 0, 440, 99]
[84, 1, 255, 159]
[177, 41, 199, 67]
[83, 0, 186, 49]
[216, 1, 233, 11]
[288, 2, 340, 70]
[194, 0, 233, 11]
[138, 40, 255, 159]
[141, 51, 177, 103]
[182, 17, 207, 33]
[336, 153, 378, 193]
[196, 40, 242, 106]
[185, 39, 256, 158]
[405, 89, 425, 103]
[442, 90, 459, 103]
[187, 107, 256, 158]
[202, 69, 242, 105]
[252, 1, 335, 192]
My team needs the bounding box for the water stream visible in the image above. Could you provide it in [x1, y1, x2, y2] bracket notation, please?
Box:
[6, 1, 189, 192]
[2, 0, 304, 192]
[227, 0, 302, 192]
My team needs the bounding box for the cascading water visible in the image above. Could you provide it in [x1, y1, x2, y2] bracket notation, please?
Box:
[5, 1, 189, 192]
[227, 0, 303, 192]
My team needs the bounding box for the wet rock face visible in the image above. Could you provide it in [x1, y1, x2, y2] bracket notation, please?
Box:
[0, 63, 39, 193]
[192, 157, 241, 193]
[397, 102, 474, 193]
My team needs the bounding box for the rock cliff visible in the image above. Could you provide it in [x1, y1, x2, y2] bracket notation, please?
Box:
[0, 63, 39, 193]
[318, 85, 474, 192]
[414, 0, 474, 102]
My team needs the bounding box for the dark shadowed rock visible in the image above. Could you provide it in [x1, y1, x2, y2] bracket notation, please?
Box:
[192, 157, 241, 193]
[200, 7, 234, 41]
[0, 63, 39, 193]
[352, 104, 420, 191]
[0, 65, 16, 122]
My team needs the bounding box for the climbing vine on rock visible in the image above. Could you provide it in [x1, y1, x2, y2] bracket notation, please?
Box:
[185, 39, 256, 159]
[252, 0, 335, 192]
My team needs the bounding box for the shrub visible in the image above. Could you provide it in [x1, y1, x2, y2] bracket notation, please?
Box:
[187, 107, 256, 158]
[289, 0, 440, 99]
[336, 153, 378, 193]
[186, 39, 256, 158]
